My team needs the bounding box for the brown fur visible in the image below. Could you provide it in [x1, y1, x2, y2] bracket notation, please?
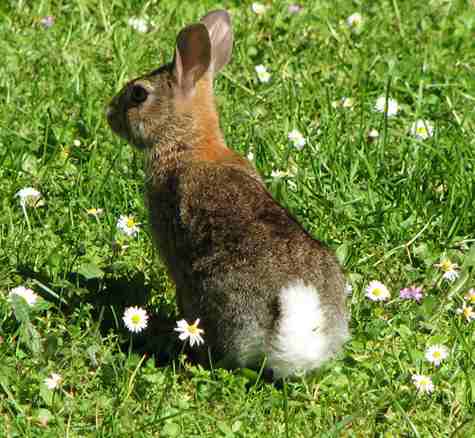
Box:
[107, 10, 349, 372]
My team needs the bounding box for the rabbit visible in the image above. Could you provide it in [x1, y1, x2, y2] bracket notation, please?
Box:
[107, 10, 349, 379]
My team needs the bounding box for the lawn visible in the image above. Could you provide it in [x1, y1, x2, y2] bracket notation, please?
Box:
[1, 0, 475, 436]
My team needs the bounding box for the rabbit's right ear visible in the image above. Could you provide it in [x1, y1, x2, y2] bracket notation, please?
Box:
[200, 10, 233, 75]
[173, 23, 211, 95]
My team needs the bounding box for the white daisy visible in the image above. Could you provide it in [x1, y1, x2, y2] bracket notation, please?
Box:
[247, 151, 255, 161]
[412, 374, 435, 394]
[255, 64, 271, 83]
[346, 13, 363, 31]
[457, 303, 475, 322]
[425, 345, 449, 367]
[435, 259, 459, 282]
[16, 187, 42, 208]
[9, 286, 39, 306]
[117, 215, 140, 237]
[288, 129, 306, 150]
[367, 129, 379, 142]
[73, 139, 81, 147]
[251, 2, 267, 15]
[44, 372, 62, 390]
[86, 208, 104, 217]
[464, 289, 475, 305]
[345, 282, 353, 296]
[123, 306, 149, 333]
[410, 119, 434, 140]
[374, 96, 399, 117]
[365, 280, 390, 302]
[128, 17, 149, 33]
[174, 319, 205, 347]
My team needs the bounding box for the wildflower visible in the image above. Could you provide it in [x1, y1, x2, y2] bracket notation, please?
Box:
[332, 97, 354, 109]
[9, 286, 39, 306]
[464, 289, 475, 305]
[288, 129, 306, 150]
[117, 215, 140, 237]
[86, 208, 104, 218]
[374, 96, 399, 117]
[425, 345, 449, 367]
[44, 373, 62, 390]
[255, 65, 271, 83]
[399, 286, 424, 302]
[367, 128, 379, 143]
[412, 374, 435, 394]
[123, 306, 149, 333]
[365, 280, 390, 302]
[435, 259, 459, 282]
[288, 4, 303, 14]
[346, 13, 363, 32]
[128, 17, 149, 33]
[410, 119, 434, 140]
[40, 16, 55, 29]
[456, 303, 475, 322]
[345, 283, 353, 296]
[247, 151, 255, 161]
[73, 139, 81, 147]
[251, 2, 267, 15]
[16, 187, 42, 208]
[174, 319, 205, 347]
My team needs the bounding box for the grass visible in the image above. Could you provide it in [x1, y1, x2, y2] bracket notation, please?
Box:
[1, 0, 475, 435]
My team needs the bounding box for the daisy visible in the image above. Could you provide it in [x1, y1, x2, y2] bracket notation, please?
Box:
[435, 259, 459, 282]
[44, 372, 62, 390]
[9, 286, 39, 306]
[251, 2, 267, 15]
[456, 303, 475, 322]
[399, 286, 424, 302]
[288, 4, 303, 14]
[86, 208, 104, 218]
[16, 187, 42, 208]
[345, 282, 353, 296]
[123, 306, 149, 333]
[174, 319, 205, 347]
[412, 374, 435, 394]
[346, 13, 363, 31]
[73, 139, 81, 147]
[367, 129, 379, 142]
[255, 65, 271, 83]
[410, 119, 434, 140]
[374, 96, 399, 117]
[464, 289, 475, 305]
[117, 215, 140, 237]
[365, 280, 390, 302]
[247, 151, 255, 161]
[40, 16, 55, 29]
[288, 129, 306, 150]
[128, 17, 149, 33]
[425, 345, 449, 367]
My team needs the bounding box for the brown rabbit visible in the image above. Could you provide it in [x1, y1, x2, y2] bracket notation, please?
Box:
[107, 10, 349, 378]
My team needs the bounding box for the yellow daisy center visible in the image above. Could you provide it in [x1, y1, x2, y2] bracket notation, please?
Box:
[416, 126, 427, 135]
[433, 351, 441, 359]
[189, 323, 199, 334]
[127, 218, 136, 228]
[372, 288, 382, 296]
[440, 260, 453, 272]
[131, 314, 141, 325]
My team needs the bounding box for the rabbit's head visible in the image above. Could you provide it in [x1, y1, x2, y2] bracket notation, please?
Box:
[107, 10, 233, 152]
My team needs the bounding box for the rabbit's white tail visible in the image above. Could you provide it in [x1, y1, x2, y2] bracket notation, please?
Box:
[267, 280, 348, 379]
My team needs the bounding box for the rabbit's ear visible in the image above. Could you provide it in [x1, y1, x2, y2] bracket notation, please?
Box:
[200, 10, 233, 75]
[173, 23, 211, 94]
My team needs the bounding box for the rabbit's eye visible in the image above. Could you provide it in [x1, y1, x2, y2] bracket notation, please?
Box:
[130, 85, 148, 104]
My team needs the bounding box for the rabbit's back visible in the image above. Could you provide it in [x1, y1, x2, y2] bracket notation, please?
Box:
[147, 160, 348, 377]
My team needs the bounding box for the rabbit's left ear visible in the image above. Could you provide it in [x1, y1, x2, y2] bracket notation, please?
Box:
[173, 23, 211, 95]
[200, 10, 233, 76]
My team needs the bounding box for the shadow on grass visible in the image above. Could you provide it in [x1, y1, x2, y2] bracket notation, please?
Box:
[15, 264, 182, 368]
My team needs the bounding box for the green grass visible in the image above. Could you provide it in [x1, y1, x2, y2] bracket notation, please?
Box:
[1, 0, 475, 436]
